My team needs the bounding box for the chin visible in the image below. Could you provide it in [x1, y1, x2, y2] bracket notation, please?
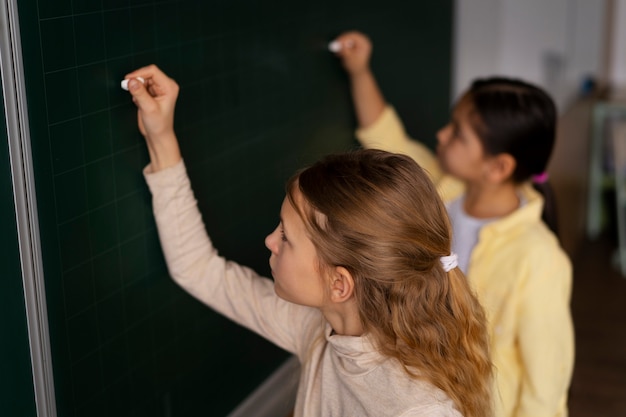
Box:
[436, 153, 446, 167]
[274, 291, 294, 305]
[273, 285, 297, 305]
[273, 283, 285, 299]
[437, 158, 452, 175]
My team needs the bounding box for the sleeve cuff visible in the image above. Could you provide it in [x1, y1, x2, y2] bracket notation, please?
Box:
[143, 159, 188, 191]
[355, 106, 407, 150]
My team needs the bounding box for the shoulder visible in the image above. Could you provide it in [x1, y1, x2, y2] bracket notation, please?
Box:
[491, 187, 568, 267]
[517, 221, 570, 267]
[481, 209, 571, 289]
[501, 217, 570, 274]
[400, 401, 462, 417]
[391, 369, 462, 417]
[506, 224, 573, 304]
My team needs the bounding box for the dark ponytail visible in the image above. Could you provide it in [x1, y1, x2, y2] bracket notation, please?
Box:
[532, 179, 559, 238]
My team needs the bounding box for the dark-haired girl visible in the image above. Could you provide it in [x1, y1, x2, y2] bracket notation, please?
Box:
[334, 31, 574, 417]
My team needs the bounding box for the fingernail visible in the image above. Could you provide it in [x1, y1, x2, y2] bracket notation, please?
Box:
[121, 77, 145, 91]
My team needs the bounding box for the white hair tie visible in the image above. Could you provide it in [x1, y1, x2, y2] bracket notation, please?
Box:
[440, 252, 458, 272]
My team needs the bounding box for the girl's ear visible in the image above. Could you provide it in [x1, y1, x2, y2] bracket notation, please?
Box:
[486, 153, 516, 184]
[329, 266, 355, 303]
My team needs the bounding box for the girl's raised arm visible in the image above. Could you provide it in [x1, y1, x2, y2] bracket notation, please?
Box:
[332, 31, 386, 129]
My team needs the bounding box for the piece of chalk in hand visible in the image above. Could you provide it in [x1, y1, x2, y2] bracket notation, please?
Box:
[328, 40, 342, 52]
[328, 40, 354, 52]
[121, 77, 145, 91]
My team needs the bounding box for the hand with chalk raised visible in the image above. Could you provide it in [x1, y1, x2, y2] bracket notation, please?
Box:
[328, 39, 354, 53]
[330, 31, 386, 129]
[328, 31, 372, 77]
[122, 65, 182, 172]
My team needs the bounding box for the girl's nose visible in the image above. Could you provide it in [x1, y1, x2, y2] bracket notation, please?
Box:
[437, 124, 451, 145]
[265, 227, 279, 253]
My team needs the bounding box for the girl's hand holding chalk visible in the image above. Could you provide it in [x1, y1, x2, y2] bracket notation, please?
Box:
[328, 40, 342, 53]
[329, 32, 372, 76]
[121, 76, 145, 91]
[328, 39, 354, 53]
[124, 65, 181, 171]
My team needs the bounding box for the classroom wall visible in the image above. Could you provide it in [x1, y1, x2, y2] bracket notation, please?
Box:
[611, 0, 626, 89]
[7, 0, 453, 416]
[453, 0, 606, 110]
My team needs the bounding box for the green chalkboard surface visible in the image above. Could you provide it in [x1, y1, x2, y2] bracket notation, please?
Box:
[16, 0, 452, 415]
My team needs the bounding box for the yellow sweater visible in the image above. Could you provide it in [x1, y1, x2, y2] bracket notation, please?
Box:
[356, 106, 575, 417]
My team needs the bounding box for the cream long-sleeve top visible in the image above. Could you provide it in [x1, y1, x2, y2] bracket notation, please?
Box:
[356, 106, 575, 417]
[144, 160, 462, 417]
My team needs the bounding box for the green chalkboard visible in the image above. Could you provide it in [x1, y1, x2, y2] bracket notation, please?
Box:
[15, 0, 452, 415]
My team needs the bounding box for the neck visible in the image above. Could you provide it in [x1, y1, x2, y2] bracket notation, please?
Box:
[321, 300, 364, 336]
[463, 181, 520, 219]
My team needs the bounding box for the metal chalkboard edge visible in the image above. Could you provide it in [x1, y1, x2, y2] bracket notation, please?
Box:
[0, 0, 57, 415]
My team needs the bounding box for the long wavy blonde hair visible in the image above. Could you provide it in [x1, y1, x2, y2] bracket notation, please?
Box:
[287, 149, 492, 417]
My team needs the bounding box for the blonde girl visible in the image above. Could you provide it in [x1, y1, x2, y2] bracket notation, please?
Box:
[124, 65, 492, 417]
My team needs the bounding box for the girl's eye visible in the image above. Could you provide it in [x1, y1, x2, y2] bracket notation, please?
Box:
[451, 125, 464, 142]
[280, 229, 288, 242]
[446, 122, 457, 138]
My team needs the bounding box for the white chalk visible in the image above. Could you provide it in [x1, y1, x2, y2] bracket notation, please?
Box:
[328, 40, 342, 52]
[121, 77, 145, 91]
[328, 40, 354, 53]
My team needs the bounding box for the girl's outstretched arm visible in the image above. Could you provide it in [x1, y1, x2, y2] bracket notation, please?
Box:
[126, 65, 310, 354]
[333, 31, 386, 129]
[124, 64, 182, 172]
[332, 32, 461, 199]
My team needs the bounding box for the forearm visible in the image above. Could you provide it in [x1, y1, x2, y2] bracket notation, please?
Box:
[145, 131, 182, 173]
[145, 161, 213, 290]
[144, 161, 312, 354]
[349, 69, 387, 129]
